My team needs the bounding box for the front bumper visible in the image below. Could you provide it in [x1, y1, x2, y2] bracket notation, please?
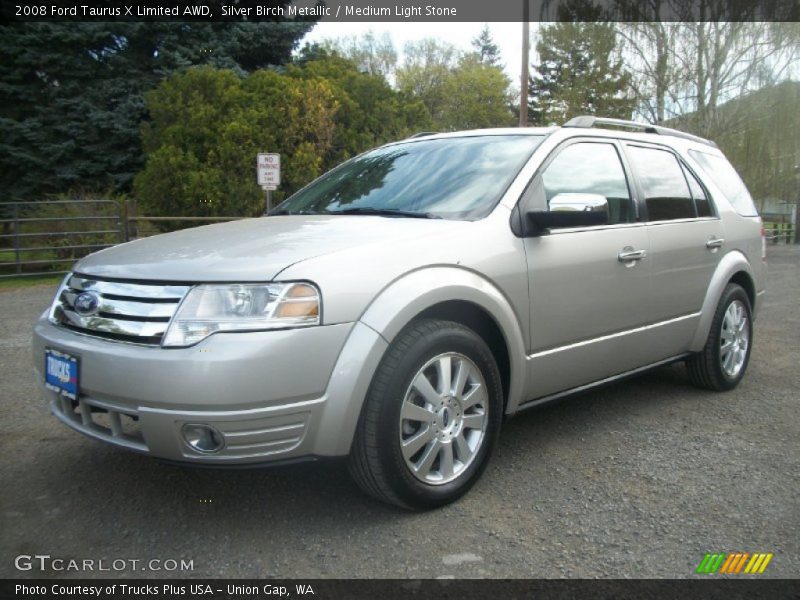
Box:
[33, 316, 374, 465]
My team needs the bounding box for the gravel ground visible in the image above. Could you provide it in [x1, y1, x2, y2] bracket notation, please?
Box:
[1, 246, 798, 579]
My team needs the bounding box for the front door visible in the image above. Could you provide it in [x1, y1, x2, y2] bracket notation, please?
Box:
[521, 139, 653, 401]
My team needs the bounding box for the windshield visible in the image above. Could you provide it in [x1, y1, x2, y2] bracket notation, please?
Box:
[273, 135, 544, 220]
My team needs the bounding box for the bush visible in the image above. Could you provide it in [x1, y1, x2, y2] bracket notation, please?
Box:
[134, 67, 338, 219]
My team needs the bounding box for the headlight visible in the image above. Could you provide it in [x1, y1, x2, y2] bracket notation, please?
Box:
[162, 282, 320, 347]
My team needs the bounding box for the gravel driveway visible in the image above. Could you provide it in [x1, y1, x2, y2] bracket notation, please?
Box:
[1, 246, 798, 579]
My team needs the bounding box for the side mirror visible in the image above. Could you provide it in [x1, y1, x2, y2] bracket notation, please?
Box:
[525, 193, 609, 236]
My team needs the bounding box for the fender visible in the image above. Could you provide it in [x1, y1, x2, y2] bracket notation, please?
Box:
[313, 267, 528, 457]
[360, 266, 528, 412]
[689, 250, 756, 352]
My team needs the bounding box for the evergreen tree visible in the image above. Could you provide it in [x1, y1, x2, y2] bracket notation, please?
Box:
[527, 21, 634, 125]
[0, 18, 314, 201]
[471, 25, 502, 68]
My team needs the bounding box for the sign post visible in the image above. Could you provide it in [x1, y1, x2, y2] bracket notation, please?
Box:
[257, 153, 281, 213]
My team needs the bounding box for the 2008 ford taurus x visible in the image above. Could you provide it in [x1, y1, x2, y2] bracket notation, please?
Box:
[34, 117, 767, 509]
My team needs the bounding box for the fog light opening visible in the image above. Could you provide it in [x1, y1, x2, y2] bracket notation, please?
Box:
[182, 424, 224, 454]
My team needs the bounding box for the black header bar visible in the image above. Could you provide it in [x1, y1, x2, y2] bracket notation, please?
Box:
[2, 0, 798, 23]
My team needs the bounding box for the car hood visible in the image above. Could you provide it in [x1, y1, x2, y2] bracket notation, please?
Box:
[75, 215, 462, 282]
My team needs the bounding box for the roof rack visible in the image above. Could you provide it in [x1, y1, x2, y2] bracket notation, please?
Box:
[408, 131, 439, 138]
[563, 116, 717, 148]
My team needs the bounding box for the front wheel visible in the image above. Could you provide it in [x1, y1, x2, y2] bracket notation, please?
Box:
[348, 319, 503, 509]
[686, 283, 753, 391]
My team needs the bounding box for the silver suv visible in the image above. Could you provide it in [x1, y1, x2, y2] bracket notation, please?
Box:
[34, 117, 767, 509]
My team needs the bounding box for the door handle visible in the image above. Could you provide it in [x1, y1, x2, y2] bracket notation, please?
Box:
[706, 237, 725, 249]
[618, 248, 647, 262]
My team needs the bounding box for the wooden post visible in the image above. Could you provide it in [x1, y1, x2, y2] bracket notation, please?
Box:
[12, 203, 21, 275]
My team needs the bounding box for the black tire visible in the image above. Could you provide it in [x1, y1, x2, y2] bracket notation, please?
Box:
[686, 283, 753, 391]
[348, 318, 503, 510]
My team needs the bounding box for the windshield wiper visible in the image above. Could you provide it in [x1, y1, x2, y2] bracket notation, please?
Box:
[327, 207, 441, 219]
[268, 209, 321, 216]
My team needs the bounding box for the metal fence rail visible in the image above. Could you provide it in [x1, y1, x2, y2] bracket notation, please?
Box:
[0, 200, 247, 279]
[0, 200, 124, 278]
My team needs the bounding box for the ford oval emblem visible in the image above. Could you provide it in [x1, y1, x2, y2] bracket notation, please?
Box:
[73, 291, 100, 316]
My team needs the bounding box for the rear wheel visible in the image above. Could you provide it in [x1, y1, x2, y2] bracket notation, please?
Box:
[348, 319, 503, 509]
[687, 283, 753, 391]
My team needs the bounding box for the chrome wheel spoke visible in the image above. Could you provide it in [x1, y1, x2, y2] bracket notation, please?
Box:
[454, 432, 473, 463]
[412, 372, 441, 406]
[462, 413, 484, 430]
[402, 426, 434, 459]
[401, 400, 436, 423]
[720, 340, 734, 354]
[414, 439, 441, 477]
[453, 359, 469, 399]
[462, 384, 486, 410]
[436, 355, 452, 395]
[439, 443, 455, 479]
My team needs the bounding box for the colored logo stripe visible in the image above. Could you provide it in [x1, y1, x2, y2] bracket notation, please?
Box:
[697, 552, 773, 574]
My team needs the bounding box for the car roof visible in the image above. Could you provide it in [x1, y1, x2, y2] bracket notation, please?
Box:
[393, 125, 722, 157]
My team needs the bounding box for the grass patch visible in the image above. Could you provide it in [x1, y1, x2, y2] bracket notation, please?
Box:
[0, 274, 63, 291]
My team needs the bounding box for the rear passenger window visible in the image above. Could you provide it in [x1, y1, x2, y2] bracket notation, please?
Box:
[689, 149, 759, 216]
[681, 164, 713, 217]
[627, 146, 696, 221]
[541, 142, 634, 224]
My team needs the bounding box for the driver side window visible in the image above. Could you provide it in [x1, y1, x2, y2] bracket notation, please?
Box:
[542, 142, 634, 225]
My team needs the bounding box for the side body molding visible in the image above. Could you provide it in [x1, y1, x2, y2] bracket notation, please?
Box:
[689, 250, 757, 352]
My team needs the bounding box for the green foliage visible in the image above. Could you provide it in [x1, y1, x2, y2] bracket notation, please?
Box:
[316, 31, 398, 78]
[441, 56, 514, 130]
[135, 56, 435, 219]
[673, 81, 800, 209]
[0, 192, 125, 277]
[397, 39, 513, 131]
[528, 22, 635, 125]
[0, 20, 313, 202]
[134, 67, 339, 218]
[289, 55, 431, 165]
[471, 25, 503, 68]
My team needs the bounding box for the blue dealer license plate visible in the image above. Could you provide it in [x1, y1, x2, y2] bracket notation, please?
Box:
[44, 348, 79, 400]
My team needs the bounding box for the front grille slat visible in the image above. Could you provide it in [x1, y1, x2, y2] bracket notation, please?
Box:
[62, 290, 177, 319]
[53, 274, 189, 345]
[68, 275, 190, 300]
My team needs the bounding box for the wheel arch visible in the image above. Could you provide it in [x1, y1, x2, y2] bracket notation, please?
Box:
[690, 251, 757, 352]
[359, 266, 527, 413]
[314, 266, 528, 457]
[416, 300, 511, 412]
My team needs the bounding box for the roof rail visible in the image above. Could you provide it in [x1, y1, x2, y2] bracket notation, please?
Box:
[408, 131, 439, 138]
[563, 116, 717, 148]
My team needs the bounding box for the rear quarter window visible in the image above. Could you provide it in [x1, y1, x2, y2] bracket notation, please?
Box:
[688, 150, 758, 217]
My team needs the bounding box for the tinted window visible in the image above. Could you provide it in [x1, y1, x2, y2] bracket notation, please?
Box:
[681, 163, 713, 217]
[275, 135, 544, 220]
[689, 150, 758, 216]
[628, 146, 696, 221]
[541, 142, 633, 224]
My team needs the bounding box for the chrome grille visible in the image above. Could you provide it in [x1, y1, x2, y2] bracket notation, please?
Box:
[51, 274, 190, 345]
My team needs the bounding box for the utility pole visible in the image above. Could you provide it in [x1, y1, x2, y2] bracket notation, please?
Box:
[519, 0, 530, 127]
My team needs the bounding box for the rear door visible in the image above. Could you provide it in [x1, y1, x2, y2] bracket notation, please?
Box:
[623, 143, 725, 356]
